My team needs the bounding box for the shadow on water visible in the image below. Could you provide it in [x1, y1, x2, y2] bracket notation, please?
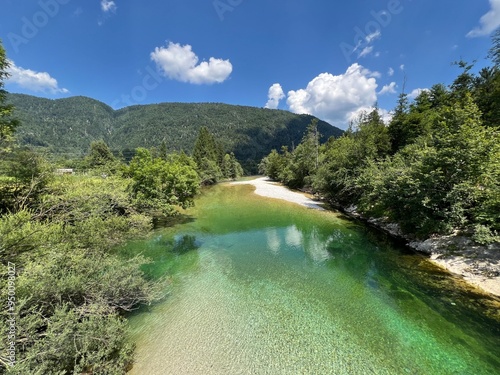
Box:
[334, 222, 500, 368]
[153, 213, 196, 229]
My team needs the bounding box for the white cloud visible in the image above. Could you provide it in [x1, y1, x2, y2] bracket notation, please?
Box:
[365, 30, 381, 44]
[286, 63, 378, 128]
[358, 46, 374, 58]
[408, 88, 429, 99]
[264, 83, 285, 109]
[378, 108, 393, 124]
[388, 67, 394, 76]
[6, 60, 68, 94]
[467, 0, 500, 37]
[354, 31, 381, 59]
[400, 64, 405, 71]
[151, 42, 232, 85]
[379, 82, 397, 95]
[101, 0, 117, 13]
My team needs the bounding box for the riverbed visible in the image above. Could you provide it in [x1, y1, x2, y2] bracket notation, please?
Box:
[124, 182, 500, 375]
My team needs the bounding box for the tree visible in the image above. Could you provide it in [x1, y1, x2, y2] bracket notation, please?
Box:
[0, 40, 19, 150]
[473, 66, 500, 128]
[191, 126, 243, 183]
[283, 120, 321, 188]
[0, 149, 53, 213]
[221, 152, 244, 180]
[192, 126, 221, 166]
[85, 140, 116, 169]
[259, 149, 285, 180]
[192, 126, 223, 184]
[355, 108, 390, 159]
[127, 148, 200, 215]
[388, 92, 409, 153]
[488, 27, 500, 68]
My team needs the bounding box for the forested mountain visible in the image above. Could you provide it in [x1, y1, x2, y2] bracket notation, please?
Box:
[7, 93, 342, 170]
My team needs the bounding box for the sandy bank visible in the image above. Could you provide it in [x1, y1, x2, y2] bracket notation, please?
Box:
[230, 177, 325, 210]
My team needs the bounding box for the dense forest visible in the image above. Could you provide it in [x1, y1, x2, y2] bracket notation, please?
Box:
[7, 93, 342, 173]
[260, 33, 500, 245]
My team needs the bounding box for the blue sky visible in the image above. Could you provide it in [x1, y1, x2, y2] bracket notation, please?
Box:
[0, 0, 498, 129]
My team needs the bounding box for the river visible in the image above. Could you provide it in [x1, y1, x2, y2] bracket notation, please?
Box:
[123, 183, 500, 375]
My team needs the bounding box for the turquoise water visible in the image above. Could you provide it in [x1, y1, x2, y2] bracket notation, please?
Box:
[124, 183, 500, 375]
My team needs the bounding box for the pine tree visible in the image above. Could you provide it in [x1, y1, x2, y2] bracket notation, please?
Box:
[0, 40, 19, 150]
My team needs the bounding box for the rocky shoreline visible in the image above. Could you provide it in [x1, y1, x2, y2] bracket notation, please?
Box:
[340, 205, 500, 298]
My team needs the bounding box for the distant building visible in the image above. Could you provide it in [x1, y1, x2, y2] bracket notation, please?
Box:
[55, 168, 74, 175]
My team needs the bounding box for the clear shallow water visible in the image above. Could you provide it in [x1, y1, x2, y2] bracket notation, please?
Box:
[123, 183, 500, 375]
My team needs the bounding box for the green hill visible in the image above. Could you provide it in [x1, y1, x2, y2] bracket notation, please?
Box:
[7, 93, 343, 171]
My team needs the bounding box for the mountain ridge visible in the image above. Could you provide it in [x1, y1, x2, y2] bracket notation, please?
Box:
[7, 93, 343, 171]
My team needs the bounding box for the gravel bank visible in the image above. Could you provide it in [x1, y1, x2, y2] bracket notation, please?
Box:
[230, 177, 325, 210]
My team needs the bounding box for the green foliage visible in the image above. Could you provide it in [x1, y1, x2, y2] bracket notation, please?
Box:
[357, 93, 500, 238]
[258, 148, 286, 180]
[388, 85, 449, 153]
[6, 91, 343, 176]
[260, 120, 329, 189]
[7, 94, 343, 172]
[473, 66, 500, 128]
[0, 176, 166, 373]
[192, 127, 244, 184]
[489, 27, 500, 68]
[313, 134, 363, 203]
[127, 148, 200, 215]
[472, 225, 499, 245]
[84, 140, 121, 174]
[261, 48, 500, 243]
[0, 163, 190, 373]
[0, 41, 19, 149]
[0, 149, 53, 213]
[221, 152, 244, 180]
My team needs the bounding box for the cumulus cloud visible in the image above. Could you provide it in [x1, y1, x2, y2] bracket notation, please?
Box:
[264, 83, 285, 109]
[408, 88, 430, 99]
[388, 67, 394, 76]
[467, 0, 500, 37]
[151, 42, 232, 85]
[379, 82, 397, 95]
[6, 60, 68, 94]
[101, 0, 117, 13]
[286, 63, 378, 128]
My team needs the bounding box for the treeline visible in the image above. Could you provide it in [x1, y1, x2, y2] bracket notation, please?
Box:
[0, 40, 243, 373]
[260, 34, 500, 244]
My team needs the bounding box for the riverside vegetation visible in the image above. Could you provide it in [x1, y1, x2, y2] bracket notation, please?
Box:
[0, 30, 499, 373]
[0, 39, 247, 374]
[259, 31, 500, 246]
